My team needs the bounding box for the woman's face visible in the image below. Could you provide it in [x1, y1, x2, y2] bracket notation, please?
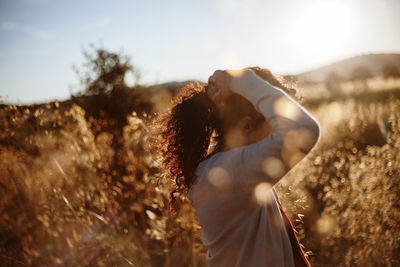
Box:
[245, 119, 272, 145]
[221, 116, 272, 151]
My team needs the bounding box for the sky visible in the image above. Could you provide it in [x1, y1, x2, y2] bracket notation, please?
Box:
[0, 0, 399, 104]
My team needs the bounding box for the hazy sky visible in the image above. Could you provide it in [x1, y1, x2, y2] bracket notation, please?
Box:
[1, 0, 399, 103]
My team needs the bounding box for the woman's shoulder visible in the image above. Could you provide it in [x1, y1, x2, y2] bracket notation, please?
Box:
[196, 152, 220, 179]
[197, 146, 243, 178]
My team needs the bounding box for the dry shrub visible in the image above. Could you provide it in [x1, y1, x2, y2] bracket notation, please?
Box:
[0, 88, 399, 266]
[277, 98, 400, 266]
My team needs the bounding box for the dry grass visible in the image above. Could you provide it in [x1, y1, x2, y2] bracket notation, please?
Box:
[0, 83, 399, 266]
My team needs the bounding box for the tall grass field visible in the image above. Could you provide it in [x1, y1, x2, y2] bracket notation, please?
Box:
[1, 80, 399, 266]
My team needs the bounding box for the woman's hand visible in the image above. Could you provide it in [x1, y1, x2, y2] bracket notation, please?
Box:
[207, 69, 244, 107]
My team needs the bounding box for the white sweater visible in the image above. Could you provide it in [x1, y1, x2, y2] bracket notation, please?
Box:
[187, 70, 320, 267]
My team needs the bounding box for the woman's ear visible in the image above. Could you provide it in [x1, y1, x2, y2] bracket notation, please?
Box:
[238, 116, 254, 135]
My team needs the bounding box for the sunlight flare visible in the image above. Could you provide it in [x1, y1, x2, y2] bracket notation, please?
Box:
[289, 1, 358, 61]
[254, 182, 273, 205]
[208, 167, 232, 190]
[274, 97, 300, 120]
[316, 216, 336, 234]
[262, 157, 285, 179]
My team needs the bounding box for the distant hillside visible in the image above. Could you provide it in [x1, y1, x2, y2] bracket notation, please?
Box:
[153, 54, 400, 87]
[296, 53, 400, 83]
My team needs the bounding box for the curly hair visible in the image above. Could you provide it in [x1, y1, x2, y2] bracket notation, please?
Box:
[152, 67, 301, 213]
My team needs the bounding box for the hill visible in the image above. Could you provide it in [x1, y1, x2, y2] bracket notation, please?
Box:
[296, 53, 400, 83]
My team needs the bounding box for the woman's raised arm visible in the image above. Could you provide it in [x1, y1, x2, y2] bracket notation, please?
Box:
[225, 69, 320, 185]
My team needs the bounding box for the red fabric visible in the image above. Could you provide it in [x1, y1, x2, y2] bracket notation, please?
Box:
[276, 199, 312, 267]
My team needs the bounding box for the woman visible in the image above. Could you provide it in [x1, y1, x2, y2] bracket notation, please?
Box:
[155, 67, 320, 266]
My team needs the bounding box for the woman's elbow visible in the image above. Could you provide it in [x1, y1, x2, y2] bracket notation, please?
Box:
[291, 120, 320, 154]
[278, 122, 320, 170]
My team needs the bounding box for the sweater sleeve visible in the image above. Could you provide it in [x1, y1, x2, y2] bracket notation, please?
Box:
[227, 69, 320, 186]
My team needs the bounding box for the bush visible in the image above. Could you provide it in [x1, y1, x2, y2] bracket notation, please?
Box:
[0, 84, 399, 266]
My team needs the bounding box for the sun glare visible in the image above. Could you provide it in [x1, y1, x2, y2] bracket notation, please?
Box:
[289, 1, 357, 60]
